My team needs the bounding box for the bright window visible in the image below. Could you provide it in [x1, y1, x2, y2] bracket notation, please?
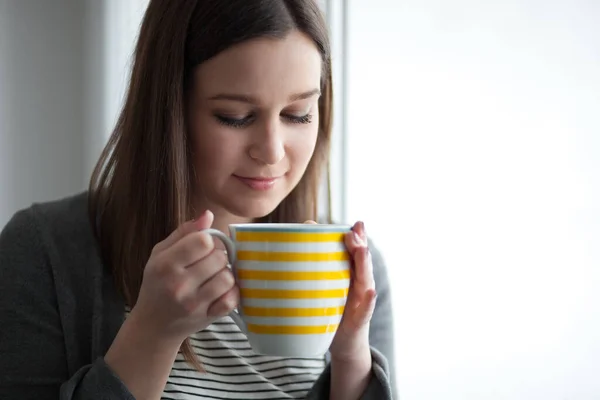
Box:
[339, 1, 600, 399]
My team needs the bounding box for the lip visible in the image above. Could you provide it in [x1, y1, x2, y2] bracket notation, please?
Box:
[234, 175, 281, 191]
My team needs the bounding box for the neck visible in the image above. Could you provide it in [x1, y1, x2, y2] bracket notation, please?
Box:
[210, 209, 251, 251]
[193, 199, 251, 233]
[211, 208, 252, 236]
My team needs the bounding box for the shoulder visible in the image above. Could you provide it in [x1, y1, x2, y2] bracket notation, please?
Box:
[0, 192, 90, 313]
[30, 191, 97, 251]
[2, 191, 90, 233]
[3, 191, 92, 239]
[0, 191, 98, 277]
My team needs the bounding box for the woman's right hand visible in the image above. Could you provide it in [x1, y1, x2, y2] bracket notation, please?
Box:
[128, 210, 239, 345]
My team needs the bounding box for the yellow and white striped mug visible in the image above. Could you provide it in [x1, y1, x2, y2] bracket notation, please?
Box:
[201, 223, 352, 357]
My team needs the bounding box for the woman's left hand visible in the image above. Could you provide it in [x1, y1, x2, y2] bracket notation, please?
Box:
[330, 220, 377, 360]
[305, 220, 376, 361]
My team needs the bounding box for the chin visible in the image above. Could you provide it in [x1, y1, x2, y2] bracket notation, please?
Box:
[224, 198, 283, 220]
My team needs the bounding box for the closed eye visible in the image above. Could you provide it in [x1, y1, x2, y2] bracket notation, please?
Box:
[215, 114, 253, 128]
[282, 113, 313, 124]
[214, 113, 313, 128]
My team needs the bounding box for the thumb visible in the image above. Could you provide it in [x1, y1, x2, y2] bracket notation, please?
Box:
[194, 209, 214, 230]
[154, 210, 214, 253]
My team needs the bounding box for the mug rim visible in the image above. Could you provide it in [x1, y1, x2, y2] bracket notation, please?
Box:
[230, 223, 352, 231]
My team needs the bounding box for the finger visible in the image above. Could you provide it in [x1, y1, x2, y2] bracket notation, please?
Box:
[194, 209, 215, 231]
[344, 229, 366, 256]
[167, 249, 229, 308]
[153, 210, 213, 254]
[185, 248, 229, 286]
[344, 284, 362, 311]
[195, 267, 237, 314]
[351, 289, 377, 328]
[207, 286, 240, 317]
[355, 246, 375, 289]
[339, 287, 377, 333]
[355, 221, 367, 242]
[163, 230, 216, 269]
[303, 220, 318, 224]
[152, 219, 197, 255]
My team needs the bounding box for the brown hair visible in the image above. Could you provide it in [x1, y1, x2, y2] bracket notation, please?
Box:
[88, 0, 332, 369]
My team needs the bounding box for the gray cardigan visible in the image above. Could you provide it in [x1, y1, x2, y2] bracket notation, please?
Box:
[0, 192, 397, 400]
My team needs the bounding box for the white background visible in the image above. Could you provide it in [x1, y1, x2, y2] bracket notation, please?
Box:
[0, 0, 146, 226]
[343, 1, 600, 399]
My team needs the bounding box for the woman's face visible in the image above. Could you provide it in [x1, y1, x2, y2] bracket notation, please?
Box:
[188, 30, 322, 220]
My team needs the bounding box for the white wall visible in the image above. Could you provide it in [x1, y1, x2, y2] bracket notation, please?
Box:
[0, 0, 86, 227]
[83, 0, 147, 180]
[344, 0, 600, 399]
[0, 0, 147, 228]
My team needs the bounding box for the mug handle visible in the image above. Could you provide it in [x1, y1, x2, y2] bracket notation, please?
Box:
[199, 228, 248, 334]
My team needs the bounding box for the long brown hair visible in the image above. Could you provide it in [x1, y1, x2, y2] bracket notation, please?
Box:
[89, 0, 333, 369]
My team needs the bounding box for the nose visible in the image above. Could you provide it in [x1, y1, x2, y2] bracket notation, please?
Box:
[248, 119, 285, 165]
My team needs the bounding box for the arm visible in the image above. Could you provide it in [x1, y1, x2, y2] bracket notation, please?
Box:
[103, 315, 181, 400]
[305, 237, 397, 400]
[0, 209, 135, 400]
[330, 341, 373, 400]
[368, 239, 398, 398]
[102, 210, 226, 400]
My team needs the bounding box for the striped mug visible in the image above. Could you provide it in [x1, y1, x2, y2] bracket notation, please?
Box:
[201, 223, 352, 357]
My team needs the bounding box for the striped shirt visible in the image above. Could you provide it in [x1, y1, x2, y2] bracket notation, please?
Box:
[125, 312, 326, 400]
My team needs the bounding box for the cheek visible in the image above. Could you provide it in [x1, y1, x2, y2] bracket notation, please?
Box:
[288, 125, 319, 165]
[191, 120, 239, 174]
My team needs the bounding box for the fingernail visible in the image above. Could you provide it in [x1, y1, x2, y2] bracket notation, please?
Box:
[353, 231, 362, 245]
[359, 221, 366, 235]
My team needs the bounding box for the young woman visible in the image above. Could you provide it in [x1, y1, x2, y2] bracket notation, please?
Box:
[0, 0, 396, 399]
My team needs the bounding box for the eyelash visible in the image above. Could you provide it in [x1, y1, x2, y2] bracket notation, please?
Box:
[215, 113, 313, 128]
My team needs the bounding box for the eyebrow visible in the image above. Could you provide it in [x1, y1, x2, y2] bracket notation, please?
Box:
[208, 88, 321, 104]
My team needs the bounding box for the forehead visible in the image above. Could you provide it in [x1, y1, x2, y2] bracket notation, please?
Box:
[192, 31, 322, 103]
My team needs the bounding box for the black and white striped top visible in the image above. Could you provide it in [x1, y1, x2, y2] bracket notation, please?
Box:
[152, 315, 326, 399]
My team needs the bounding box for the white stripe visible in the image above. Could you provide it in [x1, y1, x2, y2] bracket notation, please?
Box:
[195, 354, 324, 367]
[189, 347, 258, 358]
[191, 339, 251, 349]
[238, 279, 350, 290]
[168, 374, 317, 391]
[164, 383, 302, 399]
[169, 369, 322, 384]
[202, 322, 240, 333]
[242, 315, 343, 326]
[236, 241, 347, 252]
[235, 260, 350, 271]
[242, 297, 348, 308]
[173, 359, 325, 376]
[191, 331, 246, 341]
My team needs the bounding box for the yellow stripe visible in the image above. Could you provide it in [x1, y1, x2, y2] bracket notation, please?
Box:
[247, 324, 339, 335]
[237, 270, 350, 281]
[243, 306, 345, 317]
[240, 288, 349, 299]
[236, 231, 345, 243]
[237, 251, 349, 262]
